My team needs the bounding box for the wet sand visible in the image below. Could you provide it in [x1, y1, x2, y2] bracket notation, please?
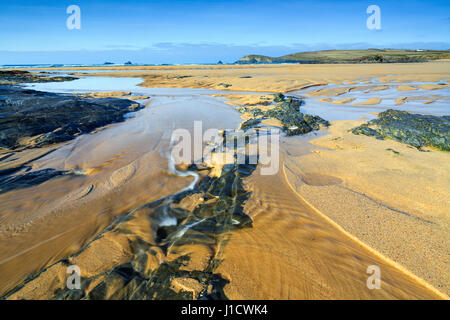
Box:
[0, 94, 242, 296]
[214, 93, 449, 297]
[30, 60, 449, 120]
[24, 60, 450, 93]
[1, 61, 449, 299]
[215, 137, 446, 299]
[5, 127, 446, 300]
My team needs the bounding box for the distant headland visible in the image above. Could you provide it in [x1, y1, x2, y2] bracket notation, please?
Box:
[235, 49, 450, 64]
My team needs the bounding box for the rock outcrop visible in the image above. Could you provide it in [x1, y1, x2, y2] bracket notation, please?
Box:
[0, 70, 77, 84]
[0, 86, 142, 149]
[235, 54, 274, 64]
[3, 139, 257, 300]
[351, 109, 450, 151]
[264, 95, 329, 135]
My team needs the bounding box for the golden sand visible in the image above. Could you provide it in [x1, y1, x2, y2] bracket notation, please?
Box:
[211, 94, 274, 106]
[317, 98, 334, 103]
[352, 97, 382, 105]
[213, 134, 447, 299]
[76, 91, 150, 100]
[7, 129, 448, 300]
[419, 84, 450, 90]
[0, 95, 241, 297]
[212, 91, 449, 297]
[395, 95, 450, 105]
[333, 98, 356, 104]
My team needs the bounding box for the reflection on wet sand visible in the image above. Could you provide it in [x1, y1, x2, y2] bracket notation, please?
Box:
[0, 94, 241, 296]
[215, 137, 445, 299]
[4, 122, 446, 300]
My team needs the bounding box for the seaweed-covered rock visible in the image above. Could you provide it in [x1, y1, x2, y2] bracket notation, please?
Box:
[0, 86, 143, 149]
[235, 106, 248, 114]
[350, 109, 450, 151]
[0, 70, 77, 84]
[264, 96, 329, 136]
[351, 126, 383, 139]
[3, 158, 255, 300]
[235, 107, 264, 118]
[273, 93, 285, 103]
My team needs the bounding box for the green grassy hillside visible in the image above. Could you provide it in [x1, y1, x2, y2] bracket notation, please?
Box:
[236, 49, 450, 64]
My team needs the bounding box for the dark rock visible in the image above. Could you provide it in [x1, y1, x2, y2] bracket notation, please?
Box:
[273, 93, 285, 102]
[386, 148, 400, 155]
[359, 54, 386, 63]
[1, 127, 259, 300]
[358, 54, 417, 63]
[351, 125, 382, 139]
[0, 168, 68, 194]
[0, 86, 143, 149]
[236, 107, 265, 118]
[234, 94, 328, 135]
[187, 163, 210, 171]
[264, 96, 329, 135]
[248, 108, 264, 117]
[174, 75, 192, 79]
[0, 70, 77, 84]
[240, 118, 261, 130]
[217, 83, 232, 88]
[351, 109, 450, 151]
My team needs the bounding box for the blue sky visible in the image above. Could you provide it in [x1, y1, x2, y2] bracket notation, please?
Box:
[1, 0, 449, 64]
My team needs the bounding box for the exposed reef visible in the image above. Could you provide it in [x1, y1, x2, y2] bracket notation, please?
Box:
[0, 168, 68, 194]
[0, 84, 144, 195]
[351, 109, 450, 151]
[0, 86, 143, 150]
[264, 94, 329, 135]
[238, 93, 329, 136]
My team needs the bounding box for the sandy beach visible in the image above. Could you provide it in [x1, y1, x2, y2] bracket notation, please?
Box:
[0, 61, 449, 300]
[28, 59, 450, 92]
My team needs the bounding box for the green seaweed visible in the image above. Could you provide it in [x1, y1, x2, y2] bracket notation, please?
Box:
[351, 109, 450, 151]
[3, 138, 257, 300]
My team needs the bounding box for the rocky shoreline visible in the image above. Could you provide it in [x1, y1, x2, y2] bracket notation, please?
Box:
[2, 128, 259, 300]
[0, 70, 77, 84]
[351, 109, 450, 151]
[0, 86, 142, 150]
[0, 82, 331, 299]
[235, 49, 450, 64]
[237, 93, 329, 135]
